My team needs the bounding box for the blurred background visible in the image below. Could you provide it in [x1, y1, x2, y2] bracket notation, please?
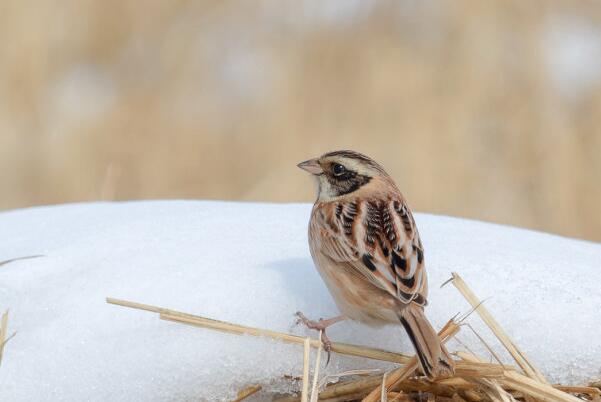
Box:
[1, 1, 600, 241]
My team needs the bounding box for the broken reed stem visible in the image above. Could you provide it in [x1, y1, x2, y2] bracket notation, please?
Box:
[322, 392, 371, 402]
[283, 362, 507, 402]
[501, 371, 582, 402]
[457, 351, 582, 402]
[450, 273, 549, 384]
[366, 362, 417, 402]
[381, 371, 389, 402]
[282, 345, 584, 402]
[0, 310, 16, 366]
[554, 386, 601, 397]
[280, 373, 496, 402]
[232, 385, 262, 402]
[301, 337, 310, 402]
[309, 331, 323, 402]
[470, 378, 515, 402]
[106, 297, 411, 365]
[107, 289, 586, 402]
[362, 319, 461, 402]
[316, 375, 385, 400]
[278, 359, 593, 402]
[0, 310, 7, 364]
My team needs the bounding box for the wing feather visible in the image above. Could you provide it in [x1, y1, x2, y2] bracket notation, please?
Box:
[313, 198, 428, 305]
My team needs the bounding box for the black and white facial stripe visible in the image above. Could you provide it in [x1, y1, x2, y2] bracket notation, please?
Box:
[324, 161, 372, 196]
[310, 150, 389, 201]
[322, 150, 387, 174]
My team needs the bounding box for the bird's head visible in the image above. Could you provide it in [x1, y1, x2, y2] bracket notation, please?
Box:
[298, 150, 395, 201]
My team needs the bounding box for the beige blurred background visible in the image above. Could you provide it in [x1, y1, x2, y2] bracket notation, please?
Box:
[1, 1, 600, 241]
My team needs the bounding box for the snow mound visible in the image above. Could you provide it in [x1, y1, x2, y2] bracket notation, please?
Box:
[0, 201, 600, 401]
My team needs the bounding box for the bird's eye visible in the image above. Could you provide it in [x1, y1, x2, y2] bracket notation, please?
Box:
[332, 164, 346, 176]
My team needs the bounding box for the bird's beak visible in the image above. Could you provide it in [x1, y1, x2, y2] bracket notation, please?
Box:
[297, 158, 323, 175]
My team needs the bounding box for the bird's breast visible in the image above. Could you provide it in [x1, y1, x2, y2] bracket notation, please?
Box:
[308, 216, 400, 325]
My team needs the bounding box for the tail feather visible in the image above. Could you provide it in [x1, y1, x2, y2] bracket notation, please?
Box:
[399, 305, 454, 379]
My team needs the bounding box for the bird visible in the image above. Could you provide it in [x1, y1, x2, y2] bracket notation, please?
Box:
[296, 149, 454, 378]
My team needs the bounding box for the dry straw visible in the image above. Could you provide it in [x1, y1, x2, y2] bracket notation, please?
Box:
[106, 297, 411, 365]
[231, 385, 262, 402]
[0, 310, 16, 367]
[310, 332, 324, 402]
[107, 273, 600, 402]
[449, 273, 548, 384]
[0, 256, 44, 368]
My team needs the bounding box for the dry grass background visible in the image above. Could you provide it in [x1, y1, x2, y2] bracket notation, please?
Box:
[1, 1, 600, 241]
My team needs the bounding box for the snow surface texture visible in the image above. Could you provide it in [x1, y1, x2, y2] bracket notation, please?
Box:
[1, 201, 600, 401]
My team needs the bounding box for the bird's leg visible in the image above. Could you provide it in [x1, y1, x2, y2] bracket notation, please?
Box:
[295, 311, 345, 364]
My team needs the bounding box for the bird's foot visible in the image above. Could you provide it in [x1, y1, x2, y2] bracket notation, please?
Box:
[295, 311, 330, 332]
[295, 311, 343, 363]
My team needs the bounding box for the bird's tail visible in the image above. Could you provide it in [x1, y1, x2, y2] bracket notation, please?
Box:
[398, 304, 454, 379]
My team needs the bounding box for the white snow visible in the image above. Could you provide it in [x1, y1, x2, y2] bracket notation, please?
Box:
[0, 201, 600, 401]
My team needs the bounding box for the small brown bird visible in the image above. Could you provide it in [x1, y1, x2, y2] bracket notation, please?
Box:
[297, 150, 454, 378]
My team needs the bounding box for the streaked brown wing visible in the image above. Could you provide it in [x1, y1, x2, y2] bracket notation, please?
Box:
[312, 198, 428, 305]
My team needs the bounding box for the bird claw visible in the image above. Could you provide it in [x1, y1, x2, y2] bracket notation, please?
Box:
[323, 337, 333, 366]
[295, 311, 334, 365]
[295, 311, 328, 331]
